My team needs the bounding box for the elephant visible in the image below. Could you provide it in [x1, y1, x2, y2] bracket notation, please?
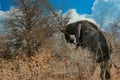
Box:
[60, 20, 114, 80]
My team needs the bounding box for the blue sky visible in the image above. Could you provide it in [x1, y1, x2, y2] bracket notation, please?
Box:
[0, 0, 13, 11]
[0, 0, 95, 14]
[49, 0, 95, 14]
[0, 0, 120, 32]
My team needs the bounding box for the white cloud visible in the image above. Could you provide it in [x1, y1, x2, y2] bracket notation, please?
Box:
[63, 9, 97, 24]
[61, 0, 120, 31]
[92, 0, 120, 20]
[0, 7, 22, 34]
[118, 4, 120, 9]
[0, 11, 8, 19]
[104, 0, 108, 2]
[90, 0, 120, 30]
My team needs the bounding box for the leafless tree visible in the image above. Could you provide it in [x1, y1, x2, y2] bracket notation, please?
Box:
[109, 17, 120, 41]
[95, 9, 111, 29]
[4, 0, 55, 58]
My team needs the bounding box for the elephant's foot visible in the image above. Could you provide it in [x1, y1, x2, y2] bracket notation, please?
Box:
[105, 68, 111, 80]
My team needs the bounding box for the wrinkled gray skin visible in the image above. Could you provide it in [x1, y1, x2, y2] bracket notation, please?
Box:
[60, 20, 114, 80]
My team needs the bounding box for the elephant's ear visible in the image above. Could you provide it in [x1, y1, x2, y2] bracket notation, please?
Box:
[77, 24, 82, 37]
[75, 23, 82, 46]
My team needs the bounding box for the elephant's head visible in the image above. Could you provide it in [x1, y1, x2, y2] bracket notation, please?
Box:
[59, 25, 75, 44]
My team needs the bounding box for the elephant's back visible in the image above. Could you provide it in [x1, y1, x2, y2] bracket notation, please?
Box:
[81, 31, 112, 62]
[102, 31, 115, 50]
[77, 20, 100, 31]
[81, 31, 112, 53]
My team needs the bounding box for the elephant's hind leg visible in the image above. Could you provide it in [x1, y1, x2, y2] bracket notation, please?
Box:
[105, 61, 111, 80]
[100, 60, 111, 80]
[100, 63, 106, 80]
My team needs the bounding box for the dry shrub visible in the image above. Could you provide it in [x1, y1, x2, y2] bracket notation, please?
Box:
[0, 36, 4, 50]
[0, 53, 53, 80]
[42, 31, 98, 80]
[0, 35, 5, 57]
[110, 40, 120, 70]
[3, 24, 55, 59]
[65, 47, 98, 80]
[0, 31, 120, 80]
[115, 41, 120, 49]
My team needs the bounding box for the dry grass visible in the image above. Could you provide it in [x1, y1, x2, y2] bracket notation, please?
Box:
[0, 43, 119, 80]
[0, 33, 120, 80]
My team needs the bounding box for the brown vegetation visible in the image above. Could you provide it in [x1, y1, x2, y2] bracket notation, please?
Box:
[0, 36, 120, 80]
